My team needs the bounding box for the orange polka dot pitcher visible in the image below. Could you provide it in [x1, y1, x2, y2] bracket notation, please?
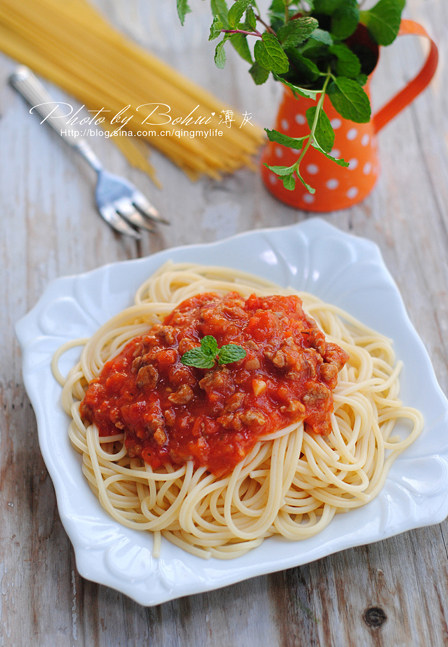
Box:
[260, 20, 438, 212]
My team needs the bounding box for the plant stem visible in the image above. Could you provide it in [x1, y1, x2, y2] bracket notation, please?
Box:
[221, 28, 262, 37]
[294, 71, 331, 174]
[255, 14, 276, 35]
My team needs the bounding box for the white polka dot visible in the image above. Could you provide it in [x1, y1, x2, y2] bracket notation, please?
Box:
[327, 179, 339, 190]
[294, 114, 306, 125]
[348, 158, 358, 170]
[303, 193, 315, 204]
[347, 128, 358, 140]
[306, 164, 319, 175]
[269, 174, 278, 185]
[281, 119, 289, 130]
[331, 118, 342, 129]
[361, 134, 370, 146]
[363, 162, 372, 174]
[330, 149, 341, 159]
[347, 187, 359, 199]
[292, 148, 300, 154]
[275, 147, 283, 159]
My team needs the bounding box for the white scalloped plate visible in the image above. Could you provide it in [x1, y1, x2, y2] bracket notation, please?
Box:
[16, 218, 448, 606]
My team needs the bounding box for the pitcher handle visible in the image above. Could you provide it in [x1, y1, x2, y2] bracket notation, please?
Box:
[373, 19, 438, 134]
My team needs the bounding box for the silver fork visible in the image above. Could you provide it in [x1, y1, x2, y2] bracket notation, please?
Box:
[9, 66, 167, 238]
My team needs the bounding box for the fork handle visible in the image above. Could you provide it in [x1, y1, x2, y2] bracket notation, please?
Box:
[9, 66, 103, 173]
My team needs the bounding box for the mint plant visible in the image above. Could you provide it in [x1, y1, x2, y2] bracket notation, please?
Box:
[177, 0, 405, 193]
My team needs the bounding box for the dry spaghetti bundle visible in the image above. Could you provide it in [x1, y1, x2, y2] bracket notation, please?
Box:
[0, 0, 264, 180]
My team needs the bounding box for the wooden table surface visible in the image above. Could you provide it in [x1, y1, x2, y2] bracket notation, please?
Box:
[1, 1, 447, 645]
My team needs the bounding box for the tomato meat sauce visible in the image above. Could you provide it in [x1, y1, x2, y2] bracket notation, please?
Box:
[80, 292, 349, 475]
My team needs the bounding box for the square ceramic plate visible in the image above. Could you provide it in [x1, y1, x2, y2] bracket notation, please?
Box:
[16, 218, 448, 606]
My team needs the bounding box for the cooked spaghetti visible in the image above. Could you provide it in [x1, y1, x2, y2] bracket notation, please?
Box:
[52, 262, 423, 559]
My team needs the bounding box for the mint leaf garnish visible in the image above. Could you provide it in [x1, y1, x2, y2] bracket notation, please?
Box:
[217, 344, 247, 365]
[200, 335, 219, 357]
[180, 348, 216, 368]
[180, 335, 246, 369]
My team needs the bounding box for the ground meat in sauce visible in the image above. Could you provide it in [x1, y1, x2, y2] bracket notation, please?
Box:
[80, 292, 349, 475]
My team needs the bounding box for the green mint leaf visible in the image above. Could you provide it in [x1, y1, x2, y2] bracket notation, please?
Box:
[180, 348, 216, 369]
[311, 142, 349, 166]
[176, 0, 191, 25]
[299, 29, 333, 59]
[269, 0, 286, 17]
[331, 1, 360, 40]
[200, 335, 219, 357]
[309, 29, 333, 46]
[265, 163, 297, 177]
[356, 73, 369, 87]
[277, 17, 318, 49]
[268, 0, 290, 24]
[328, 77, 371, 123]
[282, 173, 296, 191]
[269, 0, 287, 13]
[296, 171, 316, 194]
[313, 0, 344, 14]
[254, 33, 289, 75]
[230, 33, 253, 64]
[228, 0, 252, 27]
[274, 75, 321, 100]
[285, 52, 321, 84]
[360, 0, 405, 46]
[249, 61, 270, 85]
[244, 6, 257, 31]
[217, 344, 247, 365]
[306, 107, 334, 153]
[214, 39, 227, 68]
[180, 335, 246, 368]
[265, 128, 307, 149]
[211, 0, 230, 28]
[209, 15, 224, 40]
[329, 44, 361, 79]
